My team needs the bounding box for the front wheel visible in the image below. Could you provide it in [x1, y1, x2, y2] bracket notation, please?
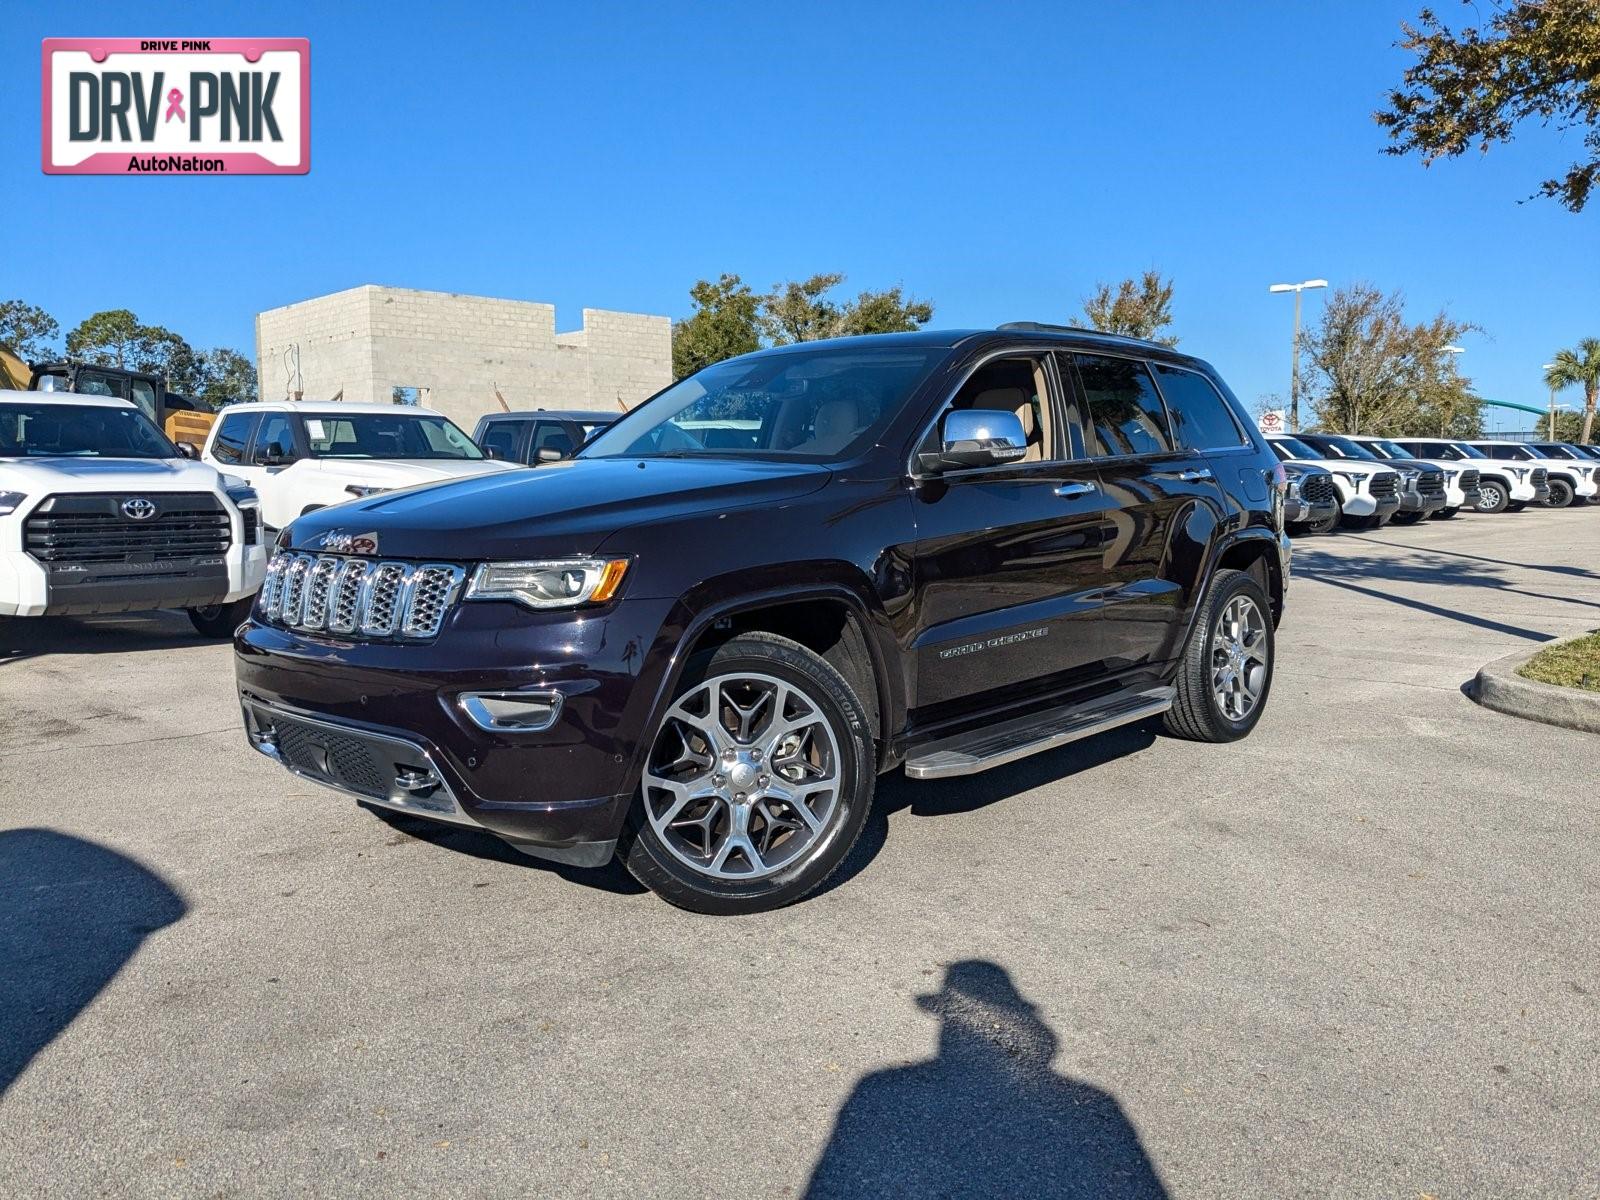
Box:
[1474, 480, 1509, 514]
[1300, 498, 1342, 536]
[620, 632, 875, 914]
[1164, 568, 1275, 744]
[1544, 478, 1575, 508]
[1390, 510, 1425, 525]
[1431, 507, 1459, 520]
[186, 596, 255, 638]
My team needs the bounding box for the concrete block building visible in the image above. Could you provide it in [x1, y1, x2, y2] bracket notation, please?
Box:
[255, 285, 672, 429]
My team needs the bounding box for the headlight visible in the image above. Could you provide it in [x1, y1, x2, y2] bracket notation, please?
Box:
[345, 484, 388, 498]
[465, 558, 629, 610]
[0, 490, 27, 516]
[1285, 477, 1302, 497]
[224, 483, 259, 508]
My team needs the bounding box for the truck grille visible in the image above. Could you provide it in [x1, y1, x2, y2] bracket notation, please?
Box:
[1529, 467, 1548, 488]
[1459, 469, 1480, 490]
[24, 492, 230, 564]
[1417, 468, 1446, 500]
[1300, 472, 1336, 504]
[1368, 473, 1399, 501]
[258, 551, 466, 641]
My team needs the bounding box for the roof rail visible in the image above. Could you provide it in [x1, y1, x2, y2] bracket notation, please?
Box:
[997, 321, 1170, 348]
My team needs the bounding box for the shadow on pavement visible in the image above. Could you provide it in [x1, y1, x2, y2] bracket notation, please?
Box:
[0, 610, 219, 668]
[0, 828, 187, 1097]
[805, 960, 1167, 1199]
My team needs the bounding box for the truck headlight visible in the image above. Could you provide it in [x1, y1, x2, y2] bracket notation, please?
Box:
[345, 484, 388, 498]
[0, 490, 27, 516]
[465, 558, 630, 610]
[224, 483, 259, 508]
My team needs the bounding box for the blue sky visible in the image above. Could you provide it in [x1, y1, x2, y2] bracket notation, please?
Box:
[5, 0, 1597, 431]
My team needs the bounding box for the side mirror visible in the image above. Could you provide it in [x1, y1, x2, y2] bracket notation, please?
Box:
[175, 440, 199, 459]
[921, 409, 1029, 473]
[536, 447, 564, 464]
[260, 447, 292, 467]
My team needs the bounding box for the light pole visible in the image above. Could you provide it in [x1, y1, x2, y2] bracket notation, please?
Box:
[1542, 363, 1557, 439]
[1439, 344, 1465, 435]
[1269, 279, 1328, 432]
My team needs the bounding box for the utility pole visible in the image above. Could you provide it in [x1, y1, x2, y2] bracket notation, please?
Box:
[1269, 280, 1328, 432]
[1543, 363, 1557, 439]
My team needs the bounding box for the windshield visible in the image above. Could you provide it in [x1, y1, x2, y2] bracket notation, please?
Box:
[1364, 439, 1410, 459]
[0, 402, 178, 459]
[302, 413, 483, 460]
[1301, 434, 1380, 461]
[581, 346, 945, 462]
[1269, 436, 1319, 460]
[1449, 442, 1488, 459]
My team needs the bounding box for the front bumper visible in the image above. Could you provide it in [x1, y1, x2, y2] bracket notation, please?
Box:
[233, 596, 681, 863]
[0, 542, 265, 617]
[1284, 495, 1337, 525]
[1398, 486, 1446, 516]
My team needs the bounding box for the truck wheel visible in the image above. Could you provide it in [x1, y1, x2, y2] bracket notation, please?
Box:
[1474, 481, 1509, 514]
[620, 632, 875, 914]
[1302, 498, 1341, 535]
[1164, 568, 1274, 744]
[1544, 478, 1575, 508]
[1431, 507, 1458, 519]
[186, 597, 255, 638]
[1390, 511, 1425, 525]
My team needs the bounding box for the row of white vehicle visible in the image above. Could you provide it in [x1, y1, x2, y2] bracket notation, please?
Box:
[1266, 431, 1599, 535]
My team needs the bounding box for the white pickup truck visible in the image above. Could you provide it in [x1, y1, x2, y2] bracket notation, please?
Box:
[199, 401, 517, 533]
[0, 390, 267, 635]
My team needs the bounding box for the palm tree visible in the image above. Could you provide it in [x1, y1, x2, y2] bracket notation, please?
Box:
[1546, 338, 1600, 445]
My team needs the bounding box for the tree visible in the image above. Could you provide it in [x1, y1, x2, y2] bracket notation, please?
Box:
[131, 327, 206, 395]
[671, 274, 761, 379]
[1376, 1, 1600, 212]
[759, 273, 933, 346]
[1080, 271, 1177, 345]
[836, 285, 935, 337]
[1545, 337, 1600, 443]
[1300, 283, 1478, 435]
[66, 309, 145, 368]
[0, 300, 60, 361]
[199, 347, 259, 405]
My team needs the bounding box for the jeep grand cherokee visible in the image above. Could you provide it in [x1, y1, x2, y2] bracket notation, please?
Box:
[235, 326, 1289, 913]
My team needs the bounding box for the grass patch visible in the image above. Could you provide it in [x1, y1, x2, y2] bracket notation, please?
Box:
[1518, 631, 1600, 692]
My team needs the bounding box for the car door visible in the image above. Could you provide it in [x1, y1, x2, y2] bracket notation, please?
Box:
[905, 350, 1117, 723]
[246, 412, 307, 530]
[1065, 352, 1224, 673]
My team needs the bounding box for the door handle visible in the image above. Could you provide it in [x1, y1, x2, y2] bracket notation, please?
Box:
[1153, 467, 1213, 482]
[1054, 481, 1098, 499]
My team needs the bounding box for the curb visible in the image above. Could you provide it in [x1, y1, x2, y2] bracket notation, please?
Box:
[1473, 637, 1600, 736]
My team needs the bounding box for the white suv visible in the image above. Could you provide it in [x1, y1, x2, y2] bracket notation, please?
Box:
[0, 390, 267, 635]
[1266, 434, 1402, 529]
[201, 402, 518, 533]
[1465, 440, 1598, 509]
[1393, 439, 1549, 514]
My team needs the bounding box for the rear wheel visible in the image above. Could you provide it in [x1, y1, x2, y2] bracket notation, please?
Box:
[1164, 569, 1274, 743]
[1474, 480, 1509, 514]
[620, 633, 874, 914]
[186, 596, 254, 638]
[1544, 477, 1575, 508]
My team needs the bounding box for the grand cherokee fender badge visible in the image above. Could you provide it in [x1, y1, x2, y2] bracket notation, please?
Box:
[316, 530, 379, 555]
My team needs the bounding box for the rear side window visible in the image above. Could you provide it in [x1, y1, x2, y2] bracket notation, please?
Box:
[211, 411, 257, 464]
[1071, 354, 1173, 456]
[1152, 364, 1247, 451]
[478, 420, 525, 461]
[1485, 445, 1515, 460]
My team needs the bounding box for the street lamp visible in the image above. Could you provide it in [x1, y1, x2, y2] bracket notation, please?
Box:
[1543, 363, 1557, 439]
[1439, 345, 1465, 436]
[1269, 279, 1328, 432]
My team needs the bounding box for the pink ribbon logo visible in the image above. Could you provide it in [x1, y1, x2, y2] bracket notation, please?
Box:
[164, 88, 185, 123]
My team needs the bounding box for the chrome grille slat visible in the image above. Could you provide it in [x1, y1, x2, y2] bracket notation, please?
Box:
[258, 551, 464, 641]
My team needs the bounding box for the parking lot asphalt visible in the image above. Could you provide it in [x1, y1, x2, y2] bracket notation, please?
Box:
[2, 508, 1597, 1199]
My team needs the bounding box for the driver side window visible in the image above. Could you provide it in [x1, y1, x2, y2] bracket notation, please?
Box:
[252, 414, 298, 464]
[939, 355, 1058, 463]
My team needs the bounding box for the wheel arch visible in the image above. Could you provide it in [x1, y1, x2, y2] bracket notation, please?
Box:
[1209, 530, 1285, 625]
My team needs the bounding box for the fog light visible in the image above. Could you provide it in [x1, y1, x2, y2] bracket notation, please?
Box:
[458, 691, 564, 732]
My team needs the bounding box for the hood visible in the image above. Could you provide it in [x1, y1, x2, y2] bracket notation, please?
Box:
[0, 455, 222, 491]
[285, 456, 833, 560]
[309, 457, 517, 487]
[1281, 456, 1394, 477]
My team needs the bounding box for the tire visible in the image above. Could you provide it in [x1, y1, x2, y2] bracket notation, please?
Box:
[1545, 477, 1575, 508]
[186, 596, 255, 638]
[1164, 568, 1275, 744]
[1342, 512, 1388, 530]
[1302, 498, 1342, 535]
[619, 632, 875, 914]
[1390, 510, 1425, 525]
[1474, 480, 1510, 514]
[1507, 502, 1526, 512]
[1430, 507, 1458, 520]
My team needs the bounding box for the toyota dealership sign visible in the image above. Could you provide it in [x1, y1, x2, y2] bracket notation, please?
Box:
[42, 38, 310, 175]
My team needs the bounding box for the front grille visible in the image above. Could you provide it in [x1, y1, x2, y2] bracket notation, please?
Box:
[1417, 469, 1446, 500]
[272, 716, 391, 799]
[1368, 473, 1399, 501]
[1300, 472, 1336, 504]
[259, 551, 466, 641]
[1530, 468, 1548, 488]
[24, 492, 230, 564]
[1459, 469, 1480, 490]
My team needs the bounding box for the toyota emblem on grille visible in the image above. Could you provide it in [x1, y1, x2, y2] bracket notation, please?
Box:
[120, 498, 157, 520]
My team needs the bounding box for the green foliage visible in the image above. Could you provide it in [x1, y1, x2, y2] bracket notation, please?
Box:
[671, 274, 761, 380]
[1518, 630, 1600, 691]
[63, 307, 255, 404]
[672, 272, 934, 378]
[0, 300, 60, 361]
[1300, 283, 1480, 436]
[1080, 271, 1178, 346]
[1544, 336, 1600, 443]
[200, 348, 259, 405]
[1377, 0, 1600, 211]
[66, 309, 145, 368]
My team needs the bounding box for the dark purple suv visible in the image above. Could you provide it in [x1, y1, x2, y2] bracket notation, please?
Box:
[236, 326, 1289, 913]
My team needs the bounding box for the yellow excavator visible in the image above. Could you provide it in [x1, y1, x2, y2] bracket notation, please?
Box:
[1, 348, 216, 444]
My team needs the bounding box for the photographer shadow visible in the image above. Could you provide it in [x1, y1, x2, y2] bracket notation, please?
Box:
[805, 960, 1167, 1200]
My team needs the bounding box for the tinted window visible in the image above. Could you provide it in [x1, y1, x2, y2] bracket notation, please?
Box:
[211, 411, 257, 464]
[253, 414, 298, 464]
[1073, 354, 1172, 456]
[532, 421, 577, 459]
[478, 420, 526, 462]
[303, 413, 483, 460]
[1484, 445, 1515, 460]
[1152, 365, 1245, 451]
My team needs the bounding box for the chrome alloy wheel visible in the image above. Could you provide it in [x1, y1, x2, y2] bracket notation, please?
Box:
[1210, 595, 1268, 722]
[642, 671, 843, 881]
